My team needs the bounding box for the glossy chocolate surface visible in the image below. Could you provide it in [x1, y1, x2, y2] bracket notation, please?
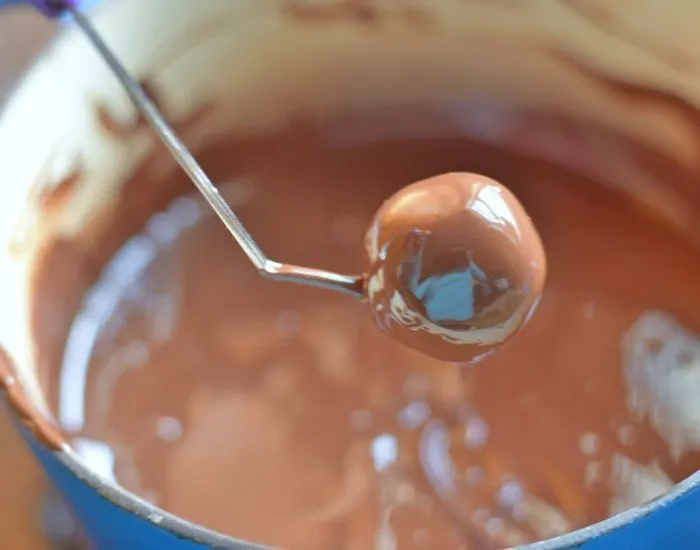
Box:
[16, 103, 700, 550]
[365, 173, 546, 362]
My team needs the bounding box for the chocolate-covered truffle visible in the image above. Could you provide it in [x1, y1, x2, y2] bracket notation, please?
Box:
[364, 172, 546, 362]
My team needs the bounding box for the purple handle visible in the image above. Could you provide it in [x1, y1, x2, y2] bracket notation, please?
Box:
[27, 0, 77, 17]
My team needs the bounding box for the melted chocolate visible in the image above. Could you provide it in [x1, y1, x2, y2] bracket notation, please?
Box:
[21, 105, 700, 550]
[364, 173, 545, 362]
[94, 78, 166, 140]
[0, 347, 64, 450]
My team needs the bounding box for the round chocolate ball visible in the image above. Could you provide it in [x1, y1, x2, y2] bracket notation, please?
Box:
[364, 173, 546, 363]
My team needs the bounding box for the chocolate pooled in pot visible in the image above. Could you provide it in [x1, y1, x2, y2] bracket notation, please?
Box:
[364, 172, 546, 362]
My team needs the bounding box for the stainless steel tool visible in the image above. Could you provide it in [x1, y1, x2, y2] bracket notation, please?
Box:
[24, 0, 366, 298]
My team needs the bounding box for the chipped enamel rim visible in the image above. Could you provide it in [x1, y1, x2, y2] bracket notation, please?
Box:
[1, 0, 700, 548]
